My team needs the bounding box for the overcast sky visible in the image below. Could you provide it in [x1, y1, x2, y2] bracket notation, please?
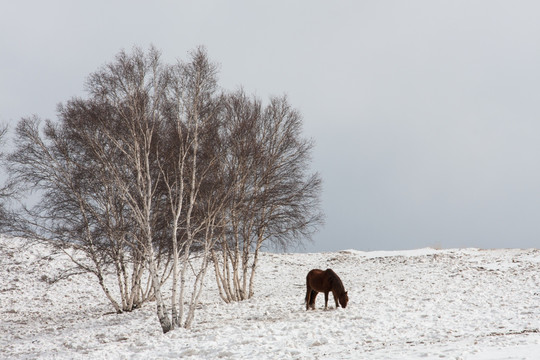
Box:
[2, 1, 540, 252]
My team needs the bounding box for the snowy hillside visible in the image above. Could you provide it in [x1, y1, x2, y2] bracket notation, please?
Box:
[2, 236, 540, 359]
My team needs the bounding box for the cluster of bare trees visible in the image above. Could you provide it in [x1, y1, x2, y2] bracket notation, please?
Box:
[1, 47, 322, 332]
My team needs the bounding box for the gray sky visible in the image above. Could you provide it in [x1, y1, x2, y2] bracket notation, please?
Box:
[2, 1, 540, 252]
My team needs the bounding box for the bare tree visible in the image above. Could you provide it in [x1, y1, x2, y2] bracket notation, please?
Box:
[160, 47, 227, 329]
[57, 98, 155, 312]
[212, 92, 324, 303]
[7, 115, 153, 314]
[82, 46, 173, 332]
[0, 124, 11, 229]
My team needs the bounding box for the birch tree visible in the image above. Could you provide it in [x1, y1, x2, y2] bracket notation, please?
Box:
[212, 92, 324, 303]
[83, 47, 173, 332]
[7, 115, 153, 313]
[0, 124, 11, 229]
[161, 47, 228, 329]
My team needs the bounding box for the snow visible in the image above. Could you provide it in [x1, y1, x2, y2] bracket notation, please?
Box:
[2, 236, 540, 359]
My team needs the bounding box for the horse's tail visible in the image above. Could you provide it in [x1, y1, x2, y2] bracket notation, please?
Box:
[305, 289, 316, 306]
[305, 282, 316, 306]
[309, 290, 316, 305]
[305, 271, 311, 304]
[305, 289, 313, 304]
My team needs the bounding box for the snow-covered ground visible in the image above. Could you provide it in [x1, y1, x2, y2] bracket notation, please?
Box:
[1, 236, 540, 359]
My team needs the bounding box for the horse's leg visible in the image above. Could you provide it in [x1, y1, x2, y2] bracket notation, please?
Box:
[310, 290, 318, 310]
[332, 290, 339, 308]
[324, 292, 329, 310]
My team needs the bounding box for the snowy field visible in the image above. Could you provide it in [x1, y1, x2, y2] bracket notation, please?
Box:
[2, 236, 540, 359]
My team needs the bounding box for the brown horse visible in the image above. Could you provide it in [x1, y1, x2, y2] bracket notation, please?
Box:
[305, 268, 348, 310]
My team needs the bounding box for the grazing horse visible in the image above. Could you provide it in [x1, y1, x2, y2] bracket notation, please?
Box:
[305, 268, 348, 310]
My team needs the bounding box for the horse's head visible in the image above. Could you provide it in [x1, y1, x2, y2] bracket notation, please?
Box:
[339, 291, 349, 308]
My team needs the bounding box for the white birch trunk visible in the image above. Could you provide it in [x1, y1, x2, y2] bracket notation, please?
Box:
[147, 243, 171, 333]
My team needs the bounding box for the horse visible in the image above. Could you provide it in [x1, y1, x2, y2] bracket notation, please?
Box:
[305, 268, 348, 310]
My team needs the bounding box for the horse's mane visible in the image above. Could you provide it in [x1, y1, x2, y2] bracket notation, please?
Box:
[326, 268, 345, 294]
